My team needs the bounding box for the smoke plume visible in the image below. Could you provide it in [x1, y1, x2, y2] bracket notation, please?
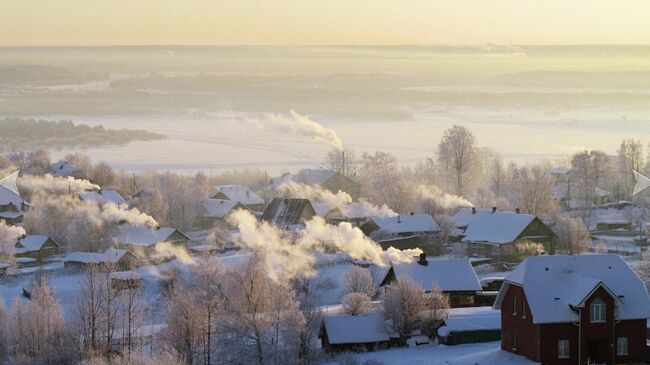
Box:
[228, 210, 420, 282]
[276, 181, 397, 218]
[0, 220, 26, 259]
[154, 241, 195, 265]
[19, 173, 99, 194]
[415, 184, 473, 210]
[246, 110, 343, 149]
[101, 202, 158, 227]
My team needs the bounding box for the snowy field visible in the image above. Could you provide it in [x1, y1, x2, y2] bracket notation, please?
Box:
[322, 342, 537, 365]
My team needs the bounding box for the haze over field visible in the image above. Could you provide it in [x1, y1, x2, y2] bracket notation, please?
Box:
[1, 45, 649, 173]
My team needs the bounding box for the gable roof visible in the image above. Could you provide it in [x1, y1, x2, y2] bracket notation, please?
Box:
[391, 258, 482, 292]
[461, 211, 538, 245]
[372, 214, 440, 234]
[451, 207, 491, 228]
[322, 312, 390, 345]
[16, 235, 58, 252]
[494, 254, 650, 324]
[272, 169, 338, 187]
[79, 189, 126, 205]
[212, 185, 264, 206]
[65, 248, 134, 264]
[202, 199, 246, 218]
[0, 171, 23, 207]
[261, 197, 316, 229]
[50, 160, 77, 177]
[117, 226, 189, 247]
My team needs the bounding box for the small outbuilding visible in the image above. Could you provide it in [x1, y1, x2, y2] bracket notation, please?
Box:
[15, 235, 61, 261]
[320, 312, 394, 353]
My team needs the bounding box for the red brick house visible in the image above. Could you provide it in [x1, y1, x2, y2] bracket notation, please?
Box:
[494, 254, 650, 365]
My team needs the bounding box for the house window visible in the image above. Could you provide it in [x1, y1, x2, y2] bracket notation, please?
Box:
[513, 296, 517, 315]
[558, 339, 570, 359]
[617, 337, 628, 356]
[512, 330, 517, 351]
[590, 298, 606, 323]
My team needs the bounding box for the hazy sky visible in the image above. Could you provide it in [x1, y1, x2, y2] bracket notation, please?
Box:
[2, 0, 650, 46]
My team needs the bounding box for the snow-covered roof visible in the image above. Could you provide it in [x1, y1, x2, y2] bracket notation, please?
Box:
[461, 211, 537, 245]
[0, 211, 24, 219]
[438, 307, 500, 336]
[272, 169, 338, 187]
[16, 235, 57, 252]
[261, 197, 315, 229]
[372, 214, 440, 234]
[451, 208, 491, 229]
[322, 312, 390, 345]
[391, 258, 482, 292]
[79, 189, 126, 205]
[212, 185, 264, 206]
[0, 171, 23, 207]
[340, 200, 397, 219]
[117, 226, 187, 247]
[495, 254, 650, 324]
[0, 262, 9, 270]
[589, 207, 632, 229]
[50, 160, 77, 177]
[202, 199, 242, 218]
[65, 248, 132, 264]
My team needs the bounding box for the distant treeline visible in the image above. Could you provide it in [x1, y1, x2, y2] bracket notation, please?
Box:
[0, 118, 165, 151]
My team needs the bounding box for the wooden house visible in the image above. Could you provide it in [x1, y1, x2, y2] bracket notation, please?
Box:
[198, 198, 250, 229]
[261, 197, 316, 229]
[495, 254, 650, 365]
[380, 255, 482, 308]
[0, 171, 25, 224]
[50, 160, 78, 177]
[437, 307, 501, 345]
[320, 312, 394, 353]
[64, 248, 139, 271]
[78, 189, 126, 206]
[116, 226, 190, 257]
[211, 185, 265, 212]
[360, 213, 440, 241]
[461, 209, 555, 262]
[15, 234, 61, 261]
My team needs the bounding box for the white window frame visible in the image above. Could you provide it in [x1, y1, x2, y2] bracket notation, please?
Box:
[590, 298, 606, 323]
[513, 296, 517, 315]
[617, 337, 628, 356]
[558, 339, 570, 359]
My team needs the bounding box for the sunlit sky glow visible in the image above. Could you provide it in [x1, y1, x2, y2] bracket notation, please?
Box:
[2, 0, 650, 46]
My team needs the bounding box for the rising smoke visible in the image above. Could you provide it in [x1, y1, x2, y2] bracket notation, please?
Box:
[415, 184, 473, 210]
[276, 181, 397, 218]
[228, 209, 420, 282]
[19, 173, 99, 194]
[246, 110, 343, 149]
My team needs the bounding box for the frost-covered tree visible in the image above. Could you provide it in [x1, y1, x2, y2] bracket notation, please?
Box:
[571, 150, 612, 207]
[382, 276, 426, 339]
[342, 293, 372, 315]
[359, 151, 410, 212]
[0, 220, 24, 263]
[437, 125, 478, 195]
[618, 139, 645, 195]
[420, 284, 450, 337]
[324, 147, 358, 176]
[90, 161, 116, 187]
[554, 216, 592, 254]
[342, 266, 375, 297]
[510, 164, 557, 217]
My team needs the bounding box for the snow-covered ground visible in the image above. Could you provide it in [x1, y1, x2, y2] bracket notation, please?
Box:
[322, 342, 537, 365]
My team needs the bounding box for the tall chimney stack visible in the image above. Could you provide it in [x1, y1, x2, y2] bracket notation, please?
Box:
[492, 207, 497, 213]
[418, 253, 428, 266]
[471, 207, 477, 214]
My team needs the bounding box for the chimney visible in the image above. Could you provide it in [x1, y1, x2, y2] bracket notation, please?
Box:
[410, 212, 414, 216]
[156, 225, 161, 230]
[515, 208, 520, 214]
[491, 207, 497, 213]
[471, 207, 477, 214]
[418, 253, 428, 266]
[397, 215, 401, 223]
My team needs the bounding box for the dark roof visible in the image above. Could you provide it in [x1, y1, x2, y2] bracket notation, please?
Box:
[261, 197, 316, 229]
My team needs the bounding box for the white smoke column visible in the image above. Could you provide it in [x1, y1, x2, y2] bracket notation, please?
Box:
[0, 220, 25, 260]
[228, 210, 421, 282]
[277, 181, 351, 212]
[101, 202, 158, 227]
[246, 110, 343, 149]
[154, 242, 195, 265]
[19, 173, 99, 194]
[340, 200, 398, 218]
[416, 184, 473, 210]
[277, 181, 397, 218]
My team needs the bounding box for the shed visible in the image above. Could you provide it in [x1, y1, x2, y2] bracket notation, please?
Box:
[320, 312, 393, 353]
[15, 235, 61, 261]
[116, 226, 190, 256]
[211, 185, 265, 212]
[438, 307, 501, 345]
